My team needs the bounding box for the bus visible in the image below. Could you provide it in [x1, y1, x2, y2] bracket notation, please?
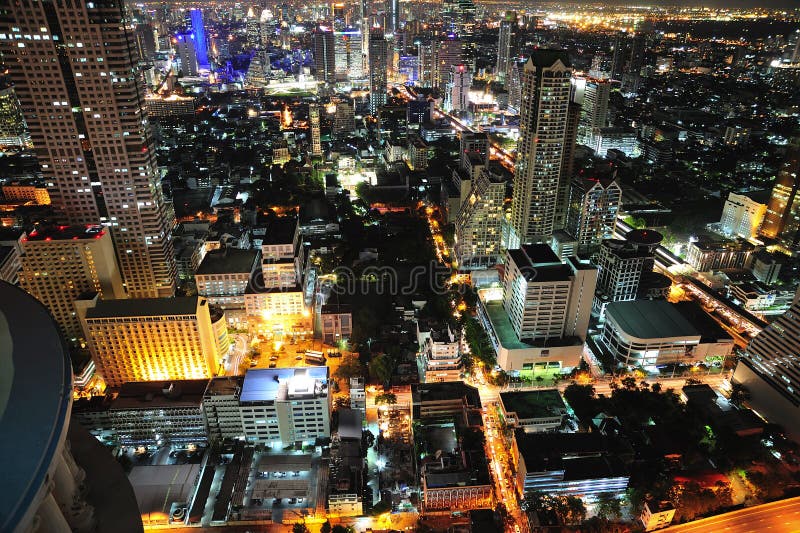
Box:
[304, 350, 325, 365]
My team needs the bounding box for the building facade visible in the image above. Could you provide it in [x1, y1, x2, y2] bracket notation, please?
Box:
[509, 51, 574, 246]
[0, 0, 178, 298]
[77, 295, 224, 387]
[718, 192, 768, 240]
[566, 176, 622, 252]
[454, 168, 505, 270]
[368, 30, 388, 114]
[18, 225, 126, 343]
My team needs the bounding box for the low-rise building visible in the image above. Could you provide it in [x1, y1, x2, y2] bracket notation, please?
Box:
[202, 367, 331, 447]
[319, 303, 352, 344]
[513, 431, 629, 499]
[72, 379, 209, 446]
[195, 247, 259, 325]
[686, 239, 755, 272]
[499, 389, 568, 433]
[599, 300, 734, 367]
[640, 500, 676, 531]
[419, 323, 463, 382]
[717, 191, 768, 240]
[328, 409, 367, 517]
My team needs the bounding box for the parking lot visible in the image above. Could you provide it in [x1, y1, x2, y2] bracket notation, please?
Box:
[249, 335, 346, 379]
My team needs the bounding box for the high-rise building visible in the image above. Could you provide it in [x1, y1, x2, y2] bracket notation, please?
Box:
[566, 175, 622, 253]
[76, 295, 226, 387]
[557, 97, 582, 231]
[189, 8, 209, 70]
[313, 27, 336, 83]
[610, 32, 626, 81]
[0, 86, 29, 148]
[588, 52, 612, 79]
[334, 101, 356, 137]
[385, 0, 400, 33]
[502, 244, 596, 343]
[454, 168, 506, 269]
[496, 11, 518, 84]
[245, 49, 271, 87]
[733, 288, 800, 441]
[509, 51, 574, 246]
[335, 29, 364, 80]
[593, 229, 662, 314]
[507, 59, 524, 112]
[460, 131, 489, 169]
[761, 142, 800, 252]
[18, 225, 126, 343]
[134, 23, 157, 63]
[368, 29, 388, 114]
[310, 104, 322, 156]
[445, 64, 471, 113]
[719, 191, 768, 240]
[435, 36, 463, 89]
[577, 79, 611, 147]
[0, 0, 177, 298]
[175, 31, 199, 76]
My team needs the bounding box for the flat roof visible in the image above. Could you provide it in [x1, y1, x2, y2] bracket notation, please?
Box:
[605, 300, 699, 340]
[412, 381, 481, 409]
[262, 217, 298, 245]
[0, 282, 72, 530]
[204, 376, 244, 397]
[23, 224, 106, 242]
[500, 389, 567, 420]
[129, 464, 201, 520]
[84, 296, 201, 319]
[110, 380, 208, 410]
[240, 367, 328, 403]
[195, 248, 258, 275]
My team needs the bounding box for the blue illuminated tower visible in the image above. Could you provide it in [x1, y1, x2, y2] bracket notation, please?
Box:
[190, 8, 209, 70]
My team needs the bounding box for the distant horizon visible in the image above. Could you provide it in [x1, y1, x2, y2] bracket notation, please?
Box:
[509, 0, 800, 10]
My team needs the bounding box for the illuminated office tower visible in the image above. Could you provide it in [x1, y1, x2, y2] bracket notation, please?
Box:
[435, 36, 463, 89]
[369, 29, 388, 114]
[310, 104, 322, 156]
[496, 11, 517, 84]
[335, 28, 364, 80]
[0, 86, 29, 149]
[76, 295, 225, 387]
[385, 0, 400, 33]
[313, 26, 336, 83]
[761, 141, 800, 252]
[175, 31, 198, 76]
[0, 0, 177, 298]
[445, 64, 471, 113]
[189, 8, 209, 70]
[577, 79, 610, 147]
[509, 51, 573, 246]
[18, 225, 126, 344]
[557, 96, 582, 230]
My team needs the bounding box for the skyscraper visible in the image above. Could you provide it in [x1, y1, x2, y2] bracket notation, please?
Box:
[610, 32, 626, 81]
[18, 225, 126, 344]
[368, 29, 388, 114]
[566, 175, 622, 252]
[509, 51, 574, 246]
[435, 36, 463, 89]
[577, 79, 611, 147]
[0, 0, 177, 297]
[313, 27, 336, 83]
[446, 64, 471, 113]
[496, 11, 517, 84]
[175, 31, 199, 76]
[310, 104, 322, 156]
[0, 86, 29, 149]
[190, 8, 209, 70]
[761, 141, 800, 252]
[454, 168, 505, 269]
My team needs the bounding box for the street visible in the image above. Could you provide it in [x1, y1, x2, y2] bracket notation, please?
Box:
[660, 496, 800, 533]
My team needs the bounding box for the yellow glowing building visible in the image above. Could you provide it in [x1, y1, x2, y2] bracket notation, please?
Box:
[76, 295, 225, 387]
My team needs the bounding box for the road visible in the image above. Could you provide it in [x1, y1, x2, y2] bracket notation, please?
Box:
[660, 496, 800, 533]
[226, 333, 250, 375]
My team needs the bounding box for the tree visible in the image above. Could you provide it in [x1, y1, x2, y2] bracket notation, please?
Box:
[331, 526, 355, 533]
[595, 492, 622, 521]
[321, 521, 332, 533]
[375, 392, 397, 405]
[369, 353, 396, 387]
[292, 523, 309, 533]
[334, 354, 364, 380]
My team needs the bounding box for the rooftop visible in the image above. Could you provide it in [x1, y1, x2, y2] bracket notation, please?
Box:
[500, 389, 567, 420]
[239, 367, 328, 403]
[0, 282, 73, 530]
[412, 381, 481, 410]
[110, 380, 209, 410]
[527, 49, 572, 69]
[84, 296, 203, 319]
[263, 217, 298, 245]
[605, 300, 699, 340]
[195, 247, 259, 276]
[204, 376, 244, 397]
[23, 224, 106, 242]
